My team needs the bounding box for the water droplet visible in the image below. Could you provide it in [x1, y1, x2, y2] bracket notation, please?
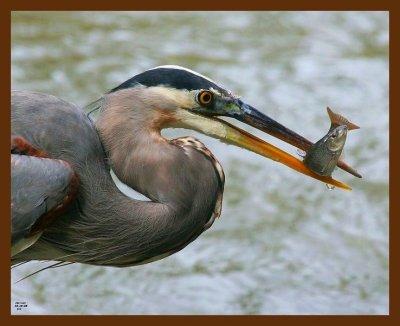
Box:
[297, 149, 306, 157]
[326, 184, 335, 190]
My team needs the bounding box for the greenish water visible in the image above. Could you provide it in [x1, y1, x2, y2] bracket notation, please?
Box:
[11, 11, 388, 314]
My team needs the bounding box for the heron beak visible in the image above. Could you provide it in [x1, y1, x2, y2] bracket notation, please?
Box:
[224, 100, 361, 179]
[175, 108, 351, 190]
[216, 99, 350, 190]
[232, 99, 313, 152]
[213, 116, 351, 190]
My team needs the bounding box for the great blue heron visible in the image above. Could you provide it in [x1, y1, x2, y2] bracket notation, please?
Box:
[11, 65, 358, 268]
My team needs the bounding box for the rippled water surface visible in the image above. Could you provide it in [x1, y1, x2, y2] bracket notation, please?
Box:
[11, 11, 389, 314]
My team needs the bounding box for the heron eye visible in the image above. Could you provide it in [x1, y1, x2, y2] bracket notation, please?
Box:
[197, 91, 213, 106]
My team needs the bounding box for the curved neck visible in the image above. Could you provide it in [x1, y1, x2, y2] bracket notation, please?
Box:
[95, 89, 188, 206]
[80, 89, 221, 266]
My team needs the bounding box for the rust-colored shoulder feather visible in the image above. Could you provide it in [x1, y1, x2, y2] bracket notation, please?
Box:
[327, 107, 360, 130]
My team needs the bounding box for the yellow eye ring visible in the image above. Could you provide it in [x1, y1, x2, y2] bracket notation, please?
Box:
[197, 90, 213, 106]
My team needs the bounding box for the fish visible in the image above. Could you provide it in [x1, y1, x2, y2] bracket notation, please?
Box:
[303, 107, 359, 177]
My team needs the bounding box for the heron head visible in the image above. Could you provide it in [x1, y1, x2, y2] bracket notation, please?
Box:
[107, 65, 350, 190]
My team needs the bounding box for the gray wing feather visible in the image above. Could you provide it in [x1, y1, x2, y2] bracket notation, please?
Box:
[11, 154, 75, 255]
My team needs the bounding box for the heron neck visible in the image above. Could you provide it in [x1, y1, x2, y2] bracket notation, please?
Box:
[87, 90, 220, 266]
[95, 91, 177, 204]
[94, 86, 221, 217]
[95, 88, 220, 213]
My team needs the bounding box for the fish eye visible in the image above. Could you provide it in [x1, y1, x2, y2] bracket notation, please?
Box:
[331, 134, 337, 138]
[197, 90, 213, 106]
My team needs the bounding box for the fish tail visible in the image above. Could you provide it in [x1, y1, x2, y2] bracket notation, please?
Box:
[327, 107, 360, 130]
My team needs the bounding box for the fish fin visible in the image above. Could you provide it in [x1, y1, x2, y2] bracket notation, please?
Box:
[327, 107, 360, 131]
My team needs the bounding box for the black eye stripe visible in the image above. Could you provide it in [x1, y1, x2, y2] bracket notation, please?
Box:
[109, 68, 229, 95]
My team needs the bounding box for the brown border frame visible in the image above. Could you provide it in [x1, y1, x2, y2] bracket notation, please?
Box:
[2, 1, 398, 323]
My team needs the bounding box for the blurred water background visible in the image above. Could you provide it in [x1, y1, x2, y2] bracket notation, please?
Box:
[11, 11, 389, 314]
